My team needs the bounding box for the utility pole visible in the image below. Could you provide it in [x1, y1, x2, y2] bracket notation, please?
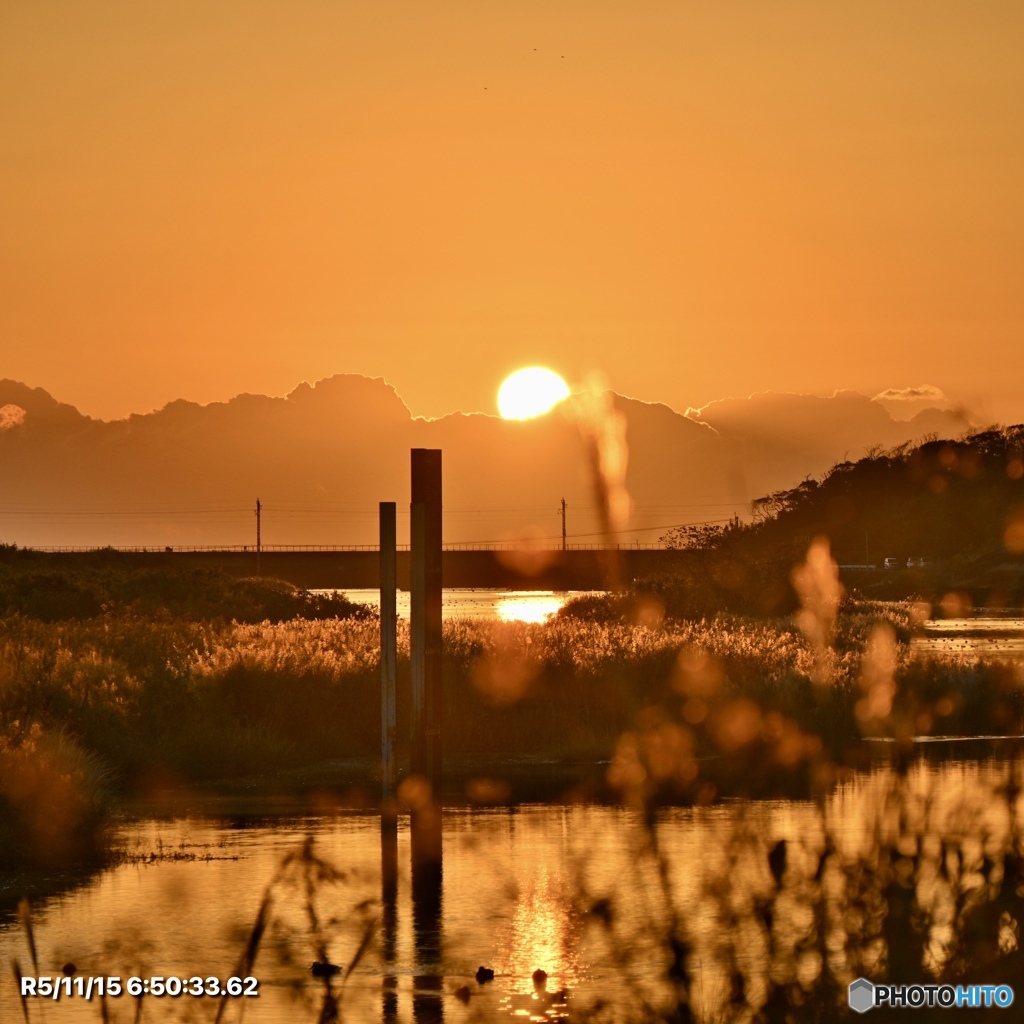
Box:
[255, 498, 262, 576]
[560, 498, 567, 551]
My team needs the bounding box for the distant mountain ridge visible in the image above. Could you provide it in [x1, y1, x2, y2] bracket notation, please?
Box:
[686, 390, 971, 499]
[0, 375, 973, 548]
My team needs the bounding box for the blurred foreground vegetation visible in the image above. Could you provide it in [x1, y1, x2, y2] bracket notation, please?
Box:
[2, 559, 1023, 870]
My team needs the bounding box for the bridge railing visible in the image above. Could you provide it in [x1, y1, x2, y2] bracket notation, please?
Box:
[26, 542, 672, 553]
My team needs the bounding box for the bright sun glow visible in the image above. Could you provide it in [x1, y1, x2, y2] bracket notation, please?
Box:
[497, 367, 570, 420]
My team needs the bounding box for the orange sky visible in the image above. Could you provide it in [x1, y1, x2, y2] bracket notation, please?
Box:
[2, 1, 1022, 424]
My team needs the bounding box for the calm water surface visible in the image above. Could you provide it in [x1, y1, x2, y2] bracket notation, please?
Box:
[2, 754, 1022, 1022]
[322, 589, 600, 624]
[914, 617, 1024, 657]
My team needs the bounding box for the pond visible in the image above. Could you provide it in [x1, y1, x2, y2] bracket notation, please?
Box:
[2, 748, 1022, 1022]
[324, 589, 602, 624]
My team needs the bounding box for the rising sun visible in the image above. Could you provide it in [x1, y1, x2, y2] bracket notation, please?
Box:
[497, 367, 570, 420]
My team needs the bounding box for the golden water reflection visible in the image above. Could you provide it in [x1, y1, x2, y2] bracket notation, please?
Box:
[494, 594, 565, 624]
[332, 589, 597, 623]
[1, 754, 1022, 1021]
[913, 617, 1024, 657]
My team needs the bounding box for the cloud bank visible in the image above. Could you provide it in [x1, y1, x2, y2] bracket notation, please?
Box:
[872, 385, 946, 403]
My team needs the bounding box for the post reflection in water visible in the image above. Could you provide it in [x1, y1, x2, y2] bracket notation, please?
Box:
[412, 802, 445, 1023]
[381, 814, 399, 1023]
[412, 852, 444, 1022]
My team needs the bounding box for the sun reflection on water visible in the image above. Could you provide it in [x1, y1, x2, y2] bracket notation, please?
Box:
[331, 588, 594, 623]
[495, 864, 585, 1015]
[495, 593, 564, 624]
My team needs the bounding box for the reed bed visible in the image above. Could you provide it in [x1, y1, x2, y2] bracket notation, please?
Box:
[1, 603, 1019, 777]
[1, 597, 1022, 867]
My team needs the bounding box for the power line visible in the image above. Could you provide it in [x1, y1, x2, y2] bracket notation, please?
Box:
[1, 500, 751, 515]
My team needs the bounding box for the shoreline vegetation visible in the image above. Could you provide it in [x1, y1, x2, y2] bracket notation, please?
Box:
[0, 558, 1022, 871]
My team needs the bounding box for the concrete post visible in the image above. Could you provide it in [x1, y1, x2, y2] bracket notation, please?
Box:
[379, 501, 398, 831]
[410, 449, 442, 791]
[410, 448, 443, 968]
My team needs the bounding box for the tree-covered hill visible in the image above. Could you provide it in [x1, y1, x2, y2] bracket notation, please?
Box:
[654, 425, 1024, 615]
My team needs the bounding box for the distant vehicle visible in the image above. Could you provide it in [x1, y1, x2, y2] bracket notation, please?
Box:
[906, 556, 929, 568]
[884, 557, 900, 569]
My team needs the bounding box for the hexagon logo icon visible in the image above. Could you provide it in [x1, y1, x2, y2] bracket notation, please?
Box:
[849, 978, 874, 1013]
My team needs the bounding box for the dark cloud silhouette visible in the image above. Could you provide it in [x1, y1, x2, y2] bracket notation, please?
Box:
[0, 376, 981, 548]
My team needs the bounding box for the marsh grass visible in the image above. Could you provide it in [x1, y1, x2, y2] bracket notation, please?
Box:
[0, 728, 113, 869]
[109, 833, 242, 866]
[1, 571, 1022, 867]
[1, 600, 1021, 788]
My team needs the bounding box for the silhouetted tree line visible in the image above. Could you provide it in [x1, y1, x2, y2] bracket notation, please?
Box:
[652, 425, 1024, 615]
[0, 549, 372, 622]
